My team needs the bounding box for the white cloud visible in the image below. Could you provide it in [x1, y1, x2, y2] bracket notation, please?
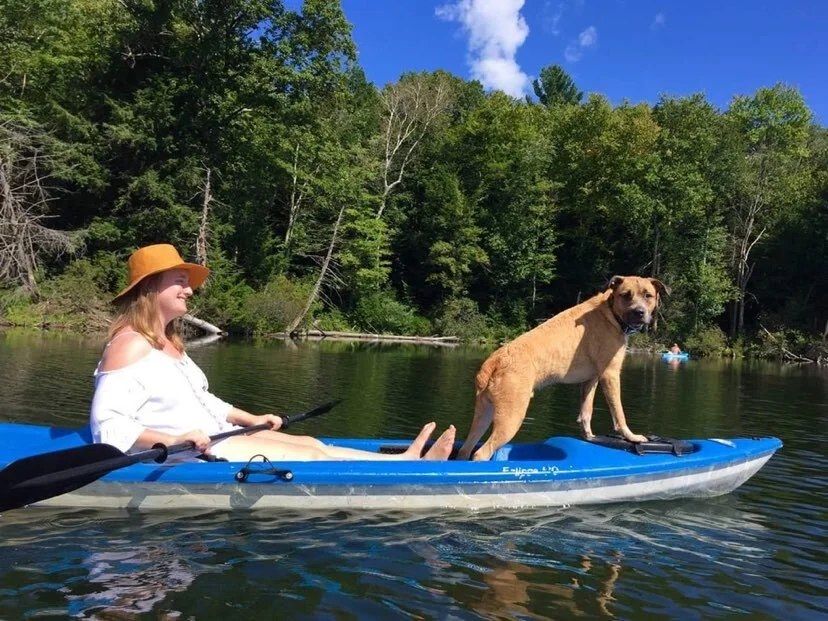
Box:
[543, 1, 565, 36]
[436, 0, 530, 97]
[564, 43, 581, 63]
[565, 25, 597, 63]
[578, 25, 597, 47]
[652, 12, 666, 29]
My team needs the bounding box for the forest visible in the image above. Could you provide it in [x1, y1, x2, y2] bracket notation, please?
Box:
[1, 0, 826, 360]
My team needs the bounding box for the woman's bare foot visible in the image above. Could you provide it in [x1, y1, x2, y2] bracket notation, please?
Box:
[402, 422, 437, 459]
[423, 425, 456, 460]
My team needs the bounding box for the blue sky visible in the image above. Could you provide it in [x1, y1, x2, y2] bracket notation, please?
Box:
[322, 0, 827, 124]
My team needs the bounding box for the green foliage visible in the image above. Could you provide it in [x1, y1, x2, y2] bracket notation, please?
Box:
[242, 275, 317, 336]
[338, 206, 391, 294]
[434, 297, 491, 341]
[531, 64, 583, 107]
[188, 253, 254, 332]
[314, 308, 352, 332]
[626, 331, 663, 352]
[0, 258, 113, 331]
[1, 1, 824, 358]
[684, 326, 729, 357]
[351, 291, 432, 335]
[748, 328, 815, 360]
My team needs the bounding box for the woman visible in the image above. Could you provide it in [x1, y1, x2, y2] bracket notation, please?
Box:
[90, 244, 456, 461]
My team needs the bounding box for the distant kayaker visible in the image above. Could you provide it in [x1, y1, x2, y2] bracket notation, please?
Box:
[89, 244, 455, 461]
[669, 343, 682, 354]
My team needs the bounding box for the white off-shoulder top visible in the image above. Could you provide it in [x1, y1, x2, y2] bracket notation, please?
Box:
[90, 341, 236, 453]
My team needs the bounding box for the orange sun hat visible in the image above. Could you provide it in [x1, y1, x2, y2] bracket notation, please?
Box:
[113, 244, 210, 302]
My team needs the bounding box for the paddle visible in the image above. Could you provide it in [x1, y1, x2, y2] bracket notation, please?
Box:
[0, 399, 342, 513]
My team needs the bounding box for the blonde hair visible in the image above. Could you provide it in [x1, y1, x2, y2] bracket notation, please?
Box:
[108, 273, 185, 352]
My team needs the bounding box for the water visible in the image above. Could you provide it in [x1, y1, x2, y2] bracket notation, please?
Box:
[0, 331, 825, 619]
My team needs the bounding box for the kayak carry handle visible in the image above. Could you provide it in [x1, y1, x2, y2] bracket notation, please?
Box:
[235, 454, 293, 482]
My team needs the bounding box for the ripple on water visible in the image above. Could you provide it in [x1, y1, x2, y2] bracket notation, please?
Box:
[0, 337, 826, 619]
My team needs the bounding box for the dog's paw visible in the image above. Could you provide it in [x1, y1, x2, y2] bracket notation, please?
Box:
[625, 433, 649, 443]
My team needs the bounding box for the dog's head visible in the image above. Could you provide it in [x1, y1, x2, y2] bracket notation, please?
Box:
[607, 276, 669, 332]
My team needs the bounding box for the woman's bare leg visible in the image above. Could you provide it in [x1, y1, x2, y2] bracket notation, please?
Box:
[253, 430, 325, 448]
[212, 423, 456, 462]
[212, 435, 327, 462]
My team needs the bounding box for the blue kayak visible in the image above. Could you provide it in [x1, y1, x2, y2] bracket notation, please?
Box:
[0, 423, 781, 511]
[662, 352, 690, 361]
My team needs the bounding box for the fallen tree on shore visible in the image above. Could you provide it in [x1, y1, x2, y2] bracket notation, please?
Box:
[277, 329, 459, 346]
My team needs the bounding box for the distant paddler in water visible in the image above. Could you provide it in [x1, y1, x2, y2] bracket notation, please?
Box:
[90, 243, 456, 462]
[662, 343, 689, 363]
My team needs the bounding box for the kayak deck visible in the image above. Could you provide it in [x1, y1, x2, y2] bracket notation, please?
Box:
[0, 424, 781, 511]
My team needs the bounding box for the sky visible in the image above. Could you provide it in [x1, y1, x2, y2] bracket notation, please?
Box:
[321, 0, 827, 124]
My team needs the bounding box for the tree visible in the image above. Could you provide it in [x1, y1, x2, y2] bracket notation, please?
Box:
[452, 93, 558, 322]
[532, 64, 582, 107]
[376, 72, 453, 219]
[0, 121, 77, 293]
[724, 84, 812, 336]
[649, 95, 734, 334]
[547, 95, 660, 306]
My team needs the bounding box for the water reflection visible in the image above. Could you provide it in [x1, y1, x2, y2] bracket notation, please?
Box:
[68, 544, 199, 619]
[473, 552, 623, 619]
[664, 358, 683, 371]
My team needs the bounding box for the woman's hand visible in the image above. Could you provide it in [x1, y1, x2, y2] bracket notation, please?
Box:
[250, 414, 283, 431]
[173, 429, 212, 453]
[227, 408, 283, 431]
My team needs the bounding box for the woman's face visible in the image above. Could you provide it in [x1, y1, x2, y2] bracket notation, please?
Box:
[155, 269, 192, 322]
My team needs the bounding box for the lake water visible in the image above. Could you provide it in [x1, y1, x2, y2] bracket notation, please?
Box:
[0, 331, 825, 619]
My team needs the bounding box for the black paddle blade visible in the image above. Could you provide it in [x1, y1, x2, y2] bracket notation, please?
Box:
[280, 398, 343, 428]
[0, 443, 124, 512]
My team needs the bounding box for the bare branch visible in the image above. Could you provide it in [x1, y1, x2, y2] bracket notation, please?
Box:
[376, 75, 452, 219]
[196, 167, 212, 266]
[285, 204, 346, 334]
[0, 122, 77, 294]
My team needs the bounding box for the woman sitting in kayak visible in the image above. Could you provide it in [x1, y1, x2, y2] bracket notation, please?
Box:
[90, 244, 456, 461]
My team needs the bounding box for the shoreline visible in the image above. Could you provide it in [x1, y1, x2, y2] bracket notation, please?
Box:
[0, 316, 828, 367]
[1, 323, 824, 364]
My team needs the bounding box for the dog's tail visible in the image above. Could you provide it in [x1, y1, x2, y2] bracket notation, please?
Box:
[475, 353, 501, 395]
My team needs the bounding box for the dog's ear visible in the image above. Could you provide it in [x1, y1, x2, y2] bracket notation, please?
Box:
[608, 275, 624, 290]
[649, 278, 671, 297]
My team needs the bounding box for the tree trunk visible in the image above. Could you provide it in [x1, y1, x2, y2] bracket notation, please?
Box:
[196, 168, 211, 266]
[285, 205, 346, 334]
[182, 313, 224, 335]
[651, 224, 660, 276]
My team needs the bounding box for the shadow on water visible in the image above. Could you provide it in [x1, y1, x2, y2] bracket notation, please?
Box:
[0, 333, 826, 618]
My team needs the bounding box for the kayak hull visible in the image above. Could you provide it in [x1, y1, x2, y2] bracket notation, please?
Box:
[662, 352, 690, 361]
[0, 424, 781, 511]
[30, 454, 774, 510]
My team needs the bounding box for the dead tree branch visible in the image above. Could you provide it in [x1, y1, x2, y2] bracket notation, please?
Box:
[0, 122, 76, 294]
[286, 205, 346, 335]
[196, 167, 211, 266]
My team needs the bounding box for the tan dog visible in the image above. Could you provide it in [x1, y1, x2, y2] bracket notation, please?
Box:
[458, 276, 668, 461]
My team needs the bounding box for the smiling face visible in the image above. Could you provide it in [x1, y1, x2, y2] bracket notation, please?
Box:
[608, 276, 667, 330]
[155, 268, 193, 323]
